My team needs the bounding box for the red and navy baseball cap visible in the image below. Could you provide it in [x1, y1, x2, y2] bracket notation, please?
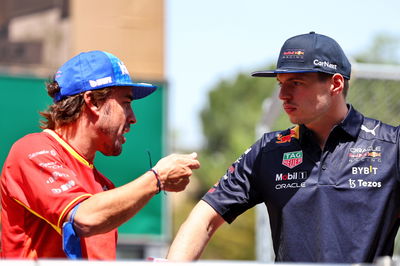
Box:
[54, 50, 157, 102]
[251, 32, 351, 79]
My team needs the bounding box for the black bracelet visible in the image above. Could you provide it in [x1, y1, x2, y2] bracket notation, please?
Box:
[149, 168, 162, 194]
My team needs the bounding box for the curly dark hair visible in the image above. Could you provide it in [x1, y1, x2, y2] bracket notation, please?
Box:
[40, 80, 112, 129]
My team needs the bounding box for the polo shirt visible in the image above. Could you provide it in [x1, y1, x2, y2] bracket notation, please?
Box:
[203, 105, 400, 263]
[1, 129, 117, 259]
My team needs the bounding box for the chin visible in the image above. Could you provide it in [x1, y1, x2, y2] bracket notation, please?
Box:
[100, 146, 122, 156]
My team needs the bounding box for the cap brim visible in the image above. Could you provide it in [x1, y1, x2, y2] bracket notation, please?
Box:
[251, 69, 320, 77]
[130, 83, 157, 99]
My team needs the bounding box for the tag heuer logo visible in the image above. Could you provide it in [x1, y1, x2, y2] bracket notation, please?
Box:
[282, 151, 303, 168]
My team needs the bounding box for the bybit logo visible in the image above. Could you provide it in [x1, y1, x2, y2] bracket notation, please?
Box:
[351, 166, 378, 175]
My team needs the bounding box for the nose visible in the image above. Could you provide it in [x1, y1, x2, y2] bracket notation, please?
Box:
[128, 107, 137, 125]
[278, 84, 291, 101]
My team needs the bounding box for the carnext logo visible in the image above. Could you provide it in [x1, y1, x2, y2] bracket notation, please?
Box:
[313, 59, 337, 70]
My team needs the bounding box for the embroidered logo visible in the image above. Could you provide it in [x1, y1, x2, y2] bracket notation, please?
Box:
[276, 126, 299, 144]
[282, 151, 303, 169]
[361, 124, 379, 136]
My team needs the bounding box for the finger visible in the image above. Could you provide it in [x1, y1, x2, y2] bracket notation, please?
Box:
[172, 156, 200, 170]
[178, 152, 198, 159]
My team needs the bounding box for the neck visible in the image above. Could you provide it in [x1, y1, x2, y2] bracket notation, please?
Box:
[54, 119, 97, 162]
[306, 103, 349, 149]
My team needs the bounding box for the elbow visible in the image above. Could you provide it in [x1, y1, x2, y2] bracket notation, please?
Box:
[72, 214, 112, 237]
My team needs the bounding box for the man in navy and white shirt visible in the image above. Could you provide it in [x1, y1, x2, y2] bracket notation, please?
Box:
[167, 32, 400, 263]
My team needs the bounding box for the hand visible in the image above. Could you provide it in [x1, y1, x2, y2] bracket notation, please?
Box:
[153, 152, 200, 192]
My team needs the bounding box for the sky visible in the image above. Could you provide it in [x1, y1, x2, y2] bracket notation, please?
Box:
[166, 0, 400, 150]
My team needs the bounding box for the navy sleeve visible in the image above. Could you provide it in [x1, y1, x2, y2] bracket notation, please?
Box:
[202, 137, 266, 224]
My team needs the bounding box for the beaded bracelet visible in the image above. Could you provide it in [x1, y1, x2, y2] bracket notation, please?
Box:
[149, 168, 162, 194]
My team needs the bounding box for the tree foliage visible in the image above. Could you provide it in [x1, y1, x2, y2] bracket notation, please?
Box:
[353, 33, 400, 64]
[198, 71, 276, 190]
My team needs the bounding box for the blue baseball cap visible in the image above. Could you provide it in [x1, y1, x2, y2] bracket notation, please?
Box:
[54, 50, 157, 102]
[251, 32, 351, 79]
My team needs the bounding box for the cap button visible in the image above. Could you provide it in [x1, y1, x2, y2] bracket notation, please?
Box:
[309, 31, 315, 34]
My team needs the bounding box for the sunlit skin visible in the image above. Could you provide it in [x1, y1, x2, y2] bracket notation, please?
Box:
[54, 87, 136, 161]
[95, 87, 136, 156]
[277, 72, 348, 148]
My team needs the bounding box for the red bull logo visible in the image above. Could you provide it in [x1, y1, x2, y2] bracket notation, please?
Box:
[283, 50, 305, 56]
[276, 126, 300, 144]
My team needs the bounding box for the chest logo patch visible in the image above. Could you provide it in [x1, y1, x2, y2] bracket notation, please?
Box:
[282, 150, 303, 169]
[361, 124, 379, 136]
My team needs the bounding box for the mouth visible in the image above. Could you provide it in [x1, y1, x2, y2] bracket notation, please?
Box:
[121, 127, 130, 144]
[283, 103, 296, 114]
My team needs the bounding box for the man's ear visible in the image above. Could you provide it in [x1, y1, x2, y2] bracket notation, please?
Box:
[83, 91, 101, 115]
[330, 73, 344, 96]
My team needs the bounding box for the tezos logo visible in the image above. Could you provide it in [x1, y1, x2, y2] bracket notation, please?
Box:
[348, 178, 381, 188]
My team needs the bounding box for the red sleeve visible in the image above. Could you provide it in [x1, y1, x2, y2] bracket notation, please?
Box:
[2, 133, 92, 233]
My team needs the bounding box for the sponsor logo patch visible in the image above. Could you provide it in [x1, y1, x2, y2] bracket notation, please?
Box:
[348, 146, 382, 162]
[89, 76, 112, 88]
[208, 181, 219, 193]
[348, 178, 382, 188]
[313, 59, 337, 70]
[282, 49, 305, 61]
[28, 149, 57, 159]
[51, 180, 76, 194]
[276, 126, 299, 144]
[351, 166, 378, 175]
[361, 124, 379, 136]
[39, 161, 63, 169]
[118, 61, 129, 75]
[275, 171, 308, 181]
[282, 150, 303, 168]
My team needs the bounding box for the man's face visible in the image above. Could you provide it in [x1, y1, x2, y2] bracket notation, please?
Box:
[277, 72, 333, 127]
[96, 87, 136, 156]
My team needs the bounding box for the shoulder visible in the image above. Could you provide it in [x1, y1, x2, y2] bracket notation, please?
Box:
[258, 125, 300, 149]
[359, 117, 399, 144]
[8, 131, 58, 158]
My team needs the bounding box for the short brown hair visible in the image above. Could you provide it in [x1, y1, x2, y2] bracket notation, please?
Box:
[317, 72, 349, 98]
[40, 80, 112, 129]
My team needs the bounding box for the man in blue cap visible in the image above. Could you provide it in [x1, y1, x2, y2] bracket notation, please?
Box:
[167, 32, 400, 263]
[1, 51, 200, 259]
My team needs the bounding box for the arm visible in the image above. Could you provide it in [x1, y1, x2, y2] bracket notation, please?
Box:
[167, 200, 225, 261]
[69, 152, 200, 237]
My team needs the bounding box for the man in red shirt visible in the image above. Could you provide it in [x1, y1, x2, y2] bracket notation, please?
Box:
[1, 51, 200, 259]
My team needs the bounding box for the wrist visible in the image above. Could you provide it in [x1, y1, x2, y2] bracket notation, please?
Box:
[149, 168, 162, 194]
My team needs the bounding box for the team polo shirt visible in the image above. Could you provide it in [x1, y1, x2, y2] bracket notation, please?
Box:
[203, 105, 400, 263]
[1, 129, 117, 259]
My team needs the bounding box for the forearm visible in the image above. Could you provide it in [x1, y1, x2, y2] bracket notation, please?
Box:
[167, 200, 224, 261]
[167, 221, 212, 261]
[69, 152, 200, 237]
[73, 171, 158, 236]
